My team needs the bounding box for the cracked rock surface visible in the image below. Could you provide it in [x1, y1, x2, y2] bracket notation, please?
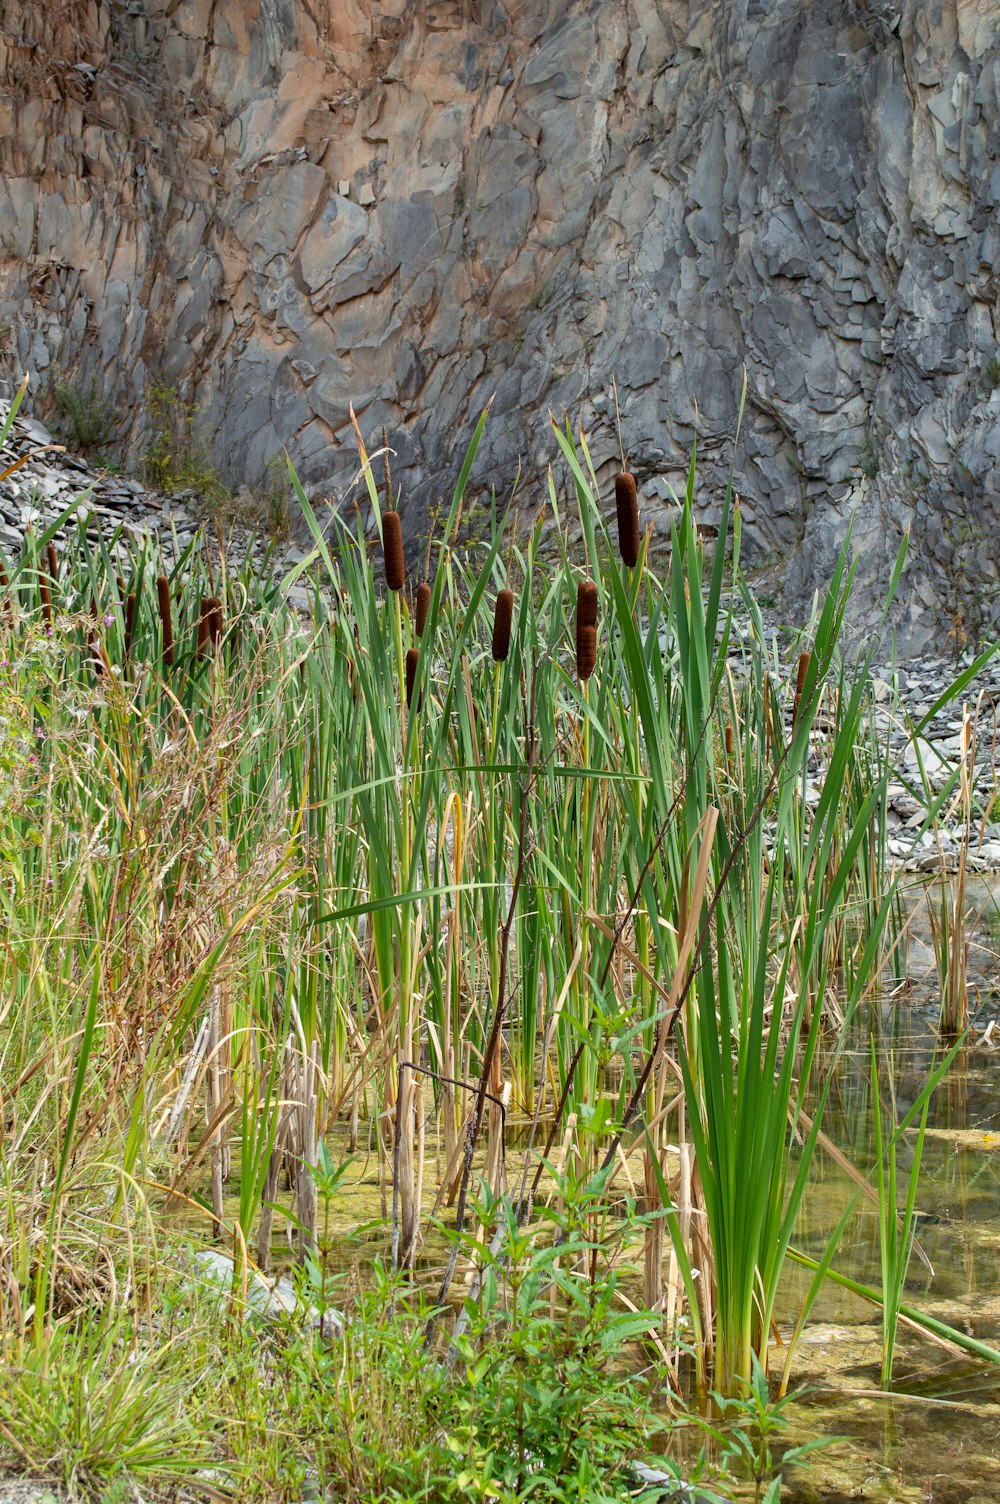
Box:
[1, 0, 999, 647]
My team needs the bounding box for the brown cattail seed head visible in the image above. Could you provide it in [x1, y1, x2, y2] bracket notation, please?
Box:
[405, 646, 420, 708]
[576, 623, 598, 681]
[199, 595, 223, 649]
[46, 541, 58, 583]
[576, 579, 599, 674]
[492, 588, 514, 663]
[39, 575, 51, 625]
[124, 593, 136, 658]
[724, 723, 734, 760]
[383, 510, 405, 592]
[415, 581, 432, 638]
[577, 579, 599, 632]
[615, 471, 641, 568]
[156, 574, 174, 668]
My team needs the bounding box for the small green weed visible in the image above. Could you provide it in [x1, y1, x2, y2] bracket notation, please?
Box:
[143, 381, 232, 505]
[52, 377, 117, 454]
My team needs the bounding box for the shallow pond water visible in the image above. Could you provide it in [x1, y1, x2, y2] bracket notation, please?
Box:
[762, 877, 1000, 1502]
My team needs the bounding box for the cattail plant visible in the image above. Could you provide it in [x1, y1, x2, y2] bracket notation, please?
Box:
[576, 624, 597, 681]
[491, 588, 514, 662]
[405, 646, 420, 709]
[382, 511, 405, 592]
[415, 581, 432, 637]
[615, 471, 641, 568]
[87, 597, 103, 677]
[577, 579, 599, 633]
[123, 593, 136, 659]
[46, 541, 58, 587]
[157, 573, 174, 669]
[37, 542, 55, 625]
[197, 595, 223, 656]
[576, 580, 598, 680]
[792, 650, 811, 724]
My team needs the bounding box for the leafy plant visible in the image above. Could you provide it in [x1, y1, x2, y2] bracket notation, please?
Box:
[278, 1184, 679, 1504]
[709, 1354, 836, 1504]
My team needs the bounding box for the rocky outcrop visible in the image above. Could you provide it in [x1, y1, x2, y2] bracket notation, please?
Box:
[2, 1, 999, 648]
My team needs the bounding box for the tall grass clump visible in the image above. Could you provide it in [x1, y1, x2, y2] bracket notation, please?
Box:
[0, 365, 995, 1504]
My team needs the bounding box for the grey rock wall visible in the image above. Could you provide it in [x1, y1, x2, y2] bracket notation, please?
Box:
[2, 0, 999, 648]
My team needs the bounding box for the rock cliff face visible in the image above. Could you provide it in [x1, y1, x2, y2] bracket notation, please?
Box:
[2, 0, 999, 646]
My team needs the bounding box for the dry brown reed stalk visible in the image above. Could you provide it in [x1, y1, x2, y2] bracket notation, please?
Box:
[157, 574, 174, 668]
[492, 588, 514, 662]
[792, 649, 811, 724]
[577, 623, 597, 681]
[615, 471, 641, 568]
[383, 511, 405, 592]
[405, 646, 420, 708]
[415, 580, 432, 637]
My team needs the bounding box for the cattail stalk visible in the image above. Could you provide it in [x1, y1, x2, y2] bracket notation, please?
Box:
[157, 574, 174, 669]
[124, 593, 136, 659]
[615, 471, 641, 568]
